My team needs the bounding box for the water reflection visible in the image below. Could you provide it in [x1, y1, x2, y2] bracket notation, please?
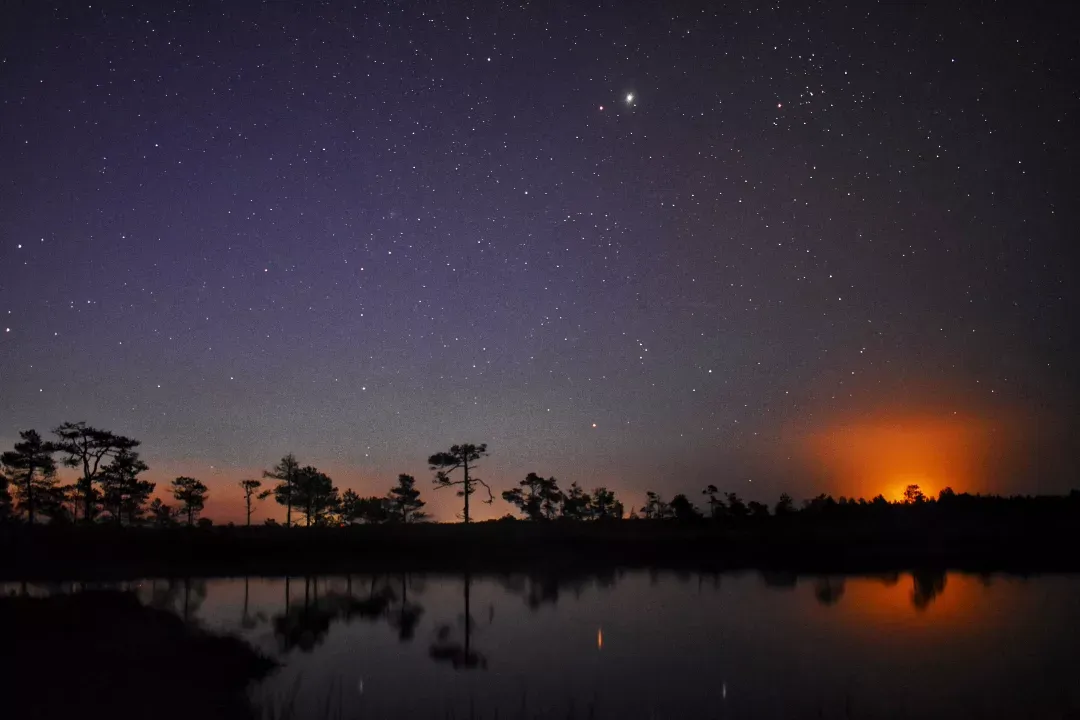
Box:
[498, 568, 623, 610]
[805, 571, 947, 610]
[272, 575, 417, 653]
[813, 576, 846, 605]
[760, 570, 798, 589]
[389, 574, 424, 641]
[912, 568, 948, 610]
[429, 571, 488, 670]
[144, 577, 207, 623]
[3, 571, 1078, 719]
[241, 576, 268, 630]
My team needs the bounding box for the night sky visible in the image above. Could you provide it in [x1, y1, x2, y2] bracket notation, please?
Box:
[2, 1, 1077, 522]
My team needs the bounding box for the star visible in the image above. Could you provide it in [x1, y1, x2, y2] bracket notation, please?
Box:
[625, 93, 634, 104]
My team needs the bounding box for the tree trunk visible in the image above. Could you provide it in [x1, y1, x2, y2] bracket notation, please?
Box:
[463, 458, 470, 524]
[25, 469, 34, 526]
[83, 474, 94, 525]
[463, 571, 472, 656]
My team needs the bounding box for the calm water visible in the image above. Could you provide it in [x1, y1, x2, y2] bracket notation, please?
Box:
[13, 571, 1080, 718]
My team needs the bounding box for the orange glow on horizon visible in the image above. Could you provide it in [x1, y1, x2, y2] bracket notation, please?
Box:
[806, 414, 998, 501]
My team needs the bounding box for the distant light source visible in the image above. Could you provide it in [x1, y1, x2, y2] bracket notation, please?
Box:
[597, 627, 603, 650]
[626, 93, 634, 104]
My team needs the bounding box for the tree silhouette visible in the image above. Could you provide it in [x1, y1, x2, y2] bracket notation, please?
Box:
[171, 477, 209, 526]
[541, 481, 564, 520]
[642, 491, 669, 519]
[802, 493, 836, 514]
[702, 485, 725, 519]
[429, 443, 492, 524]
[1, 429, 59, 525]
[560, 482, 591, 520]
[43, 483, 78, 524]
[340, 491, 388, 524]
[148, 498, 177, 527]
[339, 489, 362, 525]
[239, 479, 271, 526]
[590, 487, 624, 520]
[0, 469, 11, 522]
[386, 474, 427, 523]
[53, 422, 139, 523]
[669, 493, 701, 521]
[774, 493, 795, 515]
[747, 500, 771, 519]
[502, 472, 561, 521]
[292, 466, 339, 526]
[357, 496, 389, 524]
[263, 453, 301, 528]
[98, 449, 153, 525]
[903, 484, 926, 504]
[725, 492, 748, 518]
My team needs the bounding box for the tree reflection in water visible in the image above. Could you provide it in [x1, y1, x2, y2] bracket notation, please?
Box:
[271, 574, 425, 654]
[813, 576, 847, 606]
[429, 571, 488, 670]
[260, 568, 951, 659]
[803, 570, 948, 610]
[911, 568, 947, 610]
[498, 568, 621, 611]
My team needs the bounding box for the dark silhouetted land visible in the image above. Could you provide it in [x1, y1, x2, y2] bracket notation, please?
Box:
[3, 490, 1080, 579]
[0, 590, 274, 720]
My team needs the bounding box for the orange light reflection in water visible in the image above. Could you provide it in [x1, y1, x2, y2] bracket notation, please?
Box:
[808, 573, 1014, 644]
[806, 415, 997, 501]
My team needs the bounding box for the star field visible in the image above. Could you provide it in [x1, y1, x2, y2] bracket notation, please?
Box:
[1, 1, 1077, 520]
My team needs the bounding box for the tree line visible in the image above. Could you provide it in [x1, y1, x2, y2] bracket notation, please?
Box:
[3, 427, 1077, 528]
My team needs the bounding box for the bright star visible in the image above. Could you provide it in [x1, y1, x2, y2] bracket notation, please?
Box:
[626, 93, 634, 104]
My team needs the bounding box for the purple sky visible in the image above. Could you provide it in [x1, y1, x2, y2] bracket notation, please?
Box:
[1, 2, 1076, 521]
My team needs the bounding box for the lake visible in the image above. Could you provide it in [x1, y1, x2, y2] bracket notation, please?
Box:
[10, 570, 1080, 718]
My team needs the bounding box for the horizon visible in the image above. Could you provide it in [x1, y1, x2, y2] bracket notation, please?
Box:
[1, 413, 1069, 525]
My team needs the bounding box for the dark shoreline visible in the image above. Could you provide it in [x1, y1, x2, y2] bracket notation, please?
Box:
[3, 518, 1079, 580]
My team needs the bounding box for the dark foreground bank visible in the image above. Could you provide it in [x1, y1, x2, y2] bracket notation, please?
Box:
[3, 507, 1080, 579]
[0, 590, 274, 720]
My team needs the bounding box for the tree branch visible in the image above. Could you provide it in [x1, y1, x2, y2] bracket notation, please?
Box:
[474, 477, 495, 504]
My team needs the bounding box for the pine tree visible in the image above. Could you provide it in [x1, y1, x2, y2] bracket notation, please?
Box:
[386, 474, 427, 523]
[1, 430, 59, 525]
[171, 476, 209, 526]
[429, 443, 492, 524]
[263, 453, 300, 527]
